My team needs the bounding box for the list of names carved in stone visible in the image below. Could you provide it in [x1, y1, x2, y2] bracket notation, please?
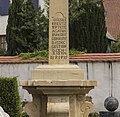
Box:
[50, 12, 67, 60]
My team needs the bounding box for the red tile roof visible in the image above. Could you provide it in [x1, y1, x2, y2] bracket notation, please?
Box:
[0, 56, 48, 63]
[70, 53, 120, 62]
[0, 53, 120, 64]
[103, 0, 120, 38]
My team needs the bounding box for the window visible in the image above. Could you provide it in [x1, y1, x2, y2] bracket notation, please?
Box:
[0, 36, 7, 50]
[0, 0, 39, 15]
[0, 0, 9, 16]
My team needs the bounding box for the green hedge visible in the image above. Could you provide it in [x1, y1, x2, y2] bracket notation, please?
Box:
[0, 77, 21, 117]
[89, 112, 99, 117]
[21, 112, 29, 117]
[0, 48, 6, 55]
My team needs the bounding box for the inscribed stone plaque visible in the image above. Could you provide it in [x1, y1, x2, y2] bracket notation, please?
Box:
[49, 0, 69, 64]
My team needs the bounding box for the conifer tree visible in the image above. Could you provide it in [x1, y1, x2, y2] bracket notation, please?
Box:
[6, 0, 24, 55]
[45, 0, 108, 53]
[69, 0, 108, 52]
[6, 0, 44, 55]
[20, 0, 38, 52]
[35, 7, 48, 50]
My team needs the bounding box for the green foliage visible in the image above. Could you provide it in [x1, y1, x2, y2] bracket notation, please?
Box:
[69, 49, 85, 56]
[0, 48, 6, 55]
[116, 35, 120, 41]
[85, 96, 93, 103]
[69, 0, 108, 53]
[0, 77, 21, 117]
[111, 41, 120, 52]
[18, 49, 84, 60]
[6, 0, 24, 55]
[111, 36, 120, 52]
[6, 0, 48, 55]
[20, 0, 38, 52]
[18, 50, 48, 60]
[44, 0, 49, 15]
[44, 0, 108, 53]
[85, 96, 99, 117]
[35, 7, 48, 50]
[21, 99, 28, 108]
[21, 112, 29, 117]
[89, 112, 99, 117]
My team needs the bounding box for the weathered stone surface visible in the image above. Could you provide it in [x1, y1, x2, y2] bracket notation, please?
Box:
[69, 95, 93, 117]
[104, 97, 119, 111]
[20, 79, 96, 117]
[0, 106, 10, 117]
[22, 85, 96, 95]
[32, 64, 84, 80]
[20, 80, 97, 87]
[24, 95, 47, 117]
[49, 0, 69, 64]
[100, 111, 120, 117]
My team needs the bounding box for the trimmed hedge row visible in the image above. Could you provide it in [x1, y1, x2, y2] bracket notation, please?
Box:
[0, 77, 21, 117]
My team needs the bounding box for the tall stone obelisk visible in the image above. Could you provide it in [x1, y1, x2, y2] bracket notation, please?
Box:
[49, 0, 69, 64]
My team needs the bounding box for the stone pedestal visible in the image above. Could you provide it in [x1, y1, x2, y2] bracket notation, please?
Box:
[0, 106, 10, 117]
[20, 64, 97, 117]
[32, 64, 84, 80]
[100, 111, 120, 117]
[69, 95, 93, 117]
[24, 94, 47, 117]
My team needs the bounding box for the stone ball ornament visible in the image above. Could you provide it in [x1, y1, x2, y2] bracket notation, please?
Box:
[104, 96, 119, 111]
[0, 106, 10, 117]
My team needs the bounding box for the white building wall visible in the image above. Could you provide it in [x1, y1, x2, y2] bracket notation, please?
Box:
[0, 61, 120, 112]
[77, 62, 111, 111]
[39, 0, 45, 9]
[0, 16, 8, 35]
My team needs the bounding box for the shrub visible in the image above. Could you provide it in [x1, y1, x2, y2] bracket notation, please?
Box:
[0, 77, 21, 117]
[89, 112, 99, 117]
[18, 50, 48, 60]
[0, 48, 6, 55]
[111, 41, 120, 52]
[21, 112, 29, 117]
[18, 49, 85, 60]
[69, 49, 85, 56]
[85, 96, 99, 117]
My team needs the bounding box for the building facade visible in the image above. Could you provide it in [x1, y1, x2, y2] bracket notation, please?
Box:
[103, 0, 120, 38]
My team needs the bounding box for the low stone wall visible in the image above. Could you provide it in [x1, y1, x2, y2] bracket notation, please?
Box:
[0, 55, 120, 112]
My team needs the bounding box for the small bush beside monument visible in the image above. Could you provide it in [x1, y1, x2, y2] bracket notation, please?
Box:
[0, 77, 21, 117]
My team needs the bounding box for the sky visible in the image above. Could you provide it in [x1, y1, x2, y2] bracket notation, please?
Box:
[39, 0, 45, 9]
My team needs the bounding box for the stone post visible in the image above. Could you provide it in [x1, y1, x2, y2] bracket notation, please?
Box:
[49, 0, 69, 64]
[24, 94, 47, 117]
[69, 95, 93, 117]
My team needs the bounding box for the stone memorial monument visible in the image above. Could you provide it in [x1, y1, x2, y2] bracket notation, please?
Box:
[20, 0, 97, 117]
[0, 106, 10, 117]
[49, 0, 69, 64]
